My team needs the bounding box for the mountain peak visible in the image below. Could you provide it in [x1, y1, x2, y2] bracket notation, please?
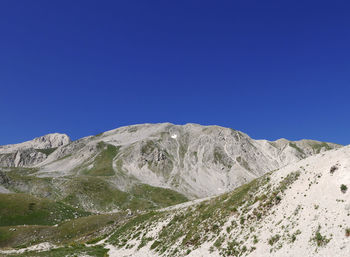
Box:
[31, 133, 71, 149]
[0, 133, 70, 152]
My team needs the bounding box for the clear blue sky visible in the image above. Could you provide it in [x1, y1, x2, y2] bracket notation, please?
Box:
[1, 0, 349, 145]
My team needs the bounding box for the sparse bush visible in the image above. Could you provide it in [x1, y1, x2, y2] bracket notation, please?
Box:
[256, 212, 262, 220]
[268, 234, 280, 246]
[291, 234, 297, 243]
[290, 229, 301, 243]
[240, 216, 245, 225]
[253, 235, 258, 244]
[311, 225, 330, 247]
[315, 232, 327, 246]
[330, 165, 338, 174]
[275, 195, 282, 203]
[345, 228, 350, 237]
[150, 240, 161, 250]
[214, 236, 225, 249]
[341, 184, 348, 193]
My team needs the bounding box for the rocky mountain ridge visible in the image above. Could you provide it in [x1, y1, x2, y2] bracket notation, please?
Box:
[0, 123, 341, 202]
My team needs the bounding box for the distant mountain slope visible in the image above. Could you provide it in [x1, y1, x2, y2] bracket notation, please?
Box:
[104, 145, 350, 257]
[0, 123, 341, 209]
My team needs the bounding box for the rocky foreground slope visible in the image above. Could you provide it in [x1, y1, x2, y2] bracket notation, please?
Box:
[103, 144, 350, 257]
[0, 123, 341, 212]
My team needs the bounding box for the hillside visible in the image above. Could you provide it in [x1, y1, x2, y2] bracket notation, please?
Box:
[1, 137, 348, 256]
[0, 193, 90, 226]
[103, 144, 350, 256]
[0, 123, 341, 213]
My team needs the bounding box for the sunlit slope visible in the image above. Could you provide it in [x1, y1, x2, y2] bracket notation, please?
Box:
[104, 145, 350, 257]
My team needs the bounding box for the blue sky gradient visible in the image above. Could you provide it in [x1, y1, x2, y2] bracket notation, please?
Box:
[1, 1, 350, 145]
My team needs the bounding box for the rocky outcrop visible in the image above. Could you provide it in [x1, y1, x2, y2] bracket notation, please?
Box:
[0, 171, 10, 186]
[0, 133, 71, 167]
[0, 133, 70, 152]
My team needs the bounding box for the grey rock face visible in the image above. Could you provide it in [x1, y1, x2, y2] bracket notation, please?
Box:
[0, 123, 341, 199]
[0, 133, 71, 167]
[0, 171, 10, 186]
[0, 149, 47, 167]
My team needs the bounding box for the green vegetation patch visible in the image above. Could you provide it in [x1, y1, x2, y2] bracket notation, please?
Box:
[34, 148, 58, 156]
[0, 213, 124, 248]
[310, 225, 331, 247]
[340, 184, 348, 193]
[289, 143, 305, 155]
[268, 234, 281, 246]
[4, 170, 56, 200]
[309, 142, 332, 154]
[130, 184, 188, 208]
[0, 193, 90, 226]
[83, 142, 120, 176]
[54, 213, 122, 243]
[62, 177, 187, 212]
[62, 176, 129, 211]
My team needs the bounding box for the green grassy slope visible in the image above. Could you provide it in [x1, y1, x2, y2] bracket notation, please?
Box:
[83, 142, 120, 176]
[62, 177, 188, 211]
[130, 184, 188, 209]
[0, 193, 90, 226]
[107, 170, 301, 256]
[0, 213, 125, 248]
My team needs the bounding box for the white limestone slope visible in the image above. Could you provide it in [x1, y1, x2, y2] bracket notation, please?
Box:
[199, 145, 350, 257]
[106, 145, 350, 257]
[0, 133, 70, 153]
[247, 145, 350, 257]
[0, 123, 341, 199]
[37, 123, 340, 197]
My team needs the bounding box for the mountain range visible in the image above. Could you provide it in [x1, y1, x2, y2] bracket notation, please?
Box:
[0, 123, 347, 257]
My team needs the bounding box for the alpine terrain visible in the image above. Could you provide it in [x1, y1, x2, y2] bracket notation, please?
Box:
[0, 123, 346, 257]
